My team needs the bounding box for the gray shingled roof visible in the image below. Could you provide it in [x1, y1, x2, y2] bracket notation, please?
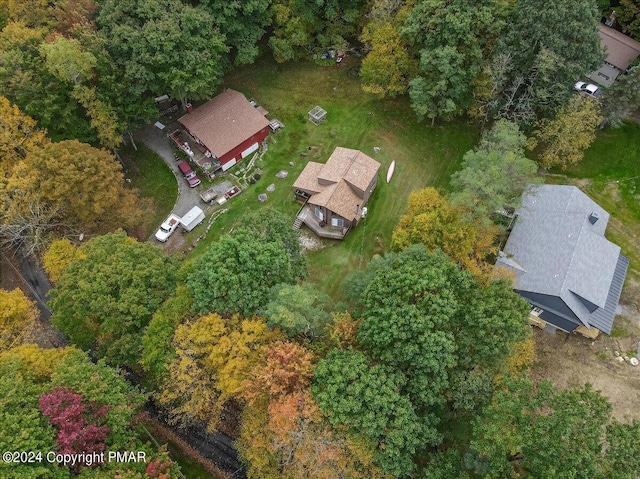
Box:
[496, 185, 627, 334]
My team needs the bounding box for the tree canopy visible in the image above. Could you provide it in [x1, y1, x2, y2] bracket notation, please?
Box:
[262, 283, 333, 339]
[186, 210, 306, 316]
[529, 95, 603, 169]
[492, 0, 603, 121]
[49, 231, 177, 368]
[391, 188, 498, 274]
[96, 0, 228, 105]
[0, 288, 38, 350]
[403, 0, 503, 122]
[450, 120, 540, 218]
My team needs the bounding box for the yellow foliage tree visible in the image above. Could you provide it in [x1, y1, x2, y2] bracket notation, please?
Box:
[360, 22, 414, 97]
[0, 288, 38, 350]
[0, 0, 52, 28]
[42, 238, 86, 283]
[3, 140, 143, 237]
[529, 95, 603, 169]
[391, 188, 498, 275]
[160, 314, 278, 431]
[0, 344, 74, 381]
[507, 337, 536, 374]
[0, 96, 48, 171]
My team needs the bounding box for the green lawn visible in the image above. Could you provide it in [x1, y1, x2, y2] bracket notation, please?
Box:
[121, 143, 177, 238]
[548, 121, 640, 282]
[187, 57, 479, 298]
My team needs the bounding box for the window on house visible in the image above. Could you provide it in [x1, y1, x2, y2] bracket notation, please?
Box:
[531, 307, 543, 317]
[315, 207, 323, 220]
[331, 218, 344, 227]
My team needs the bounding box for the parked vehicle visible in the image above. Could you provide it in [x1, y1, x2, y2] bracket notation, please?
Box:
[179, 206, 205, 232]
[177, 161, 201, 188]
[574, 81, 600, 97]
[155, 214, 181, 242]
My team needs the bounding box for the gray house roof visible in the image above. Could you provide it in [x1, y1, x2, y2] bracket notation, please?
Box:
[496, 185, 628, 334]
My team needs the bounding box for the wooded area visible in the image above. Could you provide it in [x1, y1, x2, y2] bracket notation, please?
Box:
[2, 1, 640, 478]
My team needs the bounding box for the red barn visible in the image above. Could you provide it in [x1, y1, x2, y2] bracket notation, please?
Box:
[178, 89, 270, 171]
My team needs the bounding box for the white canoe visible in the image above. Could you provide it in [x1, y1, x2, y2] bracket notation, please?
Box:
[386, 160, 396, 183]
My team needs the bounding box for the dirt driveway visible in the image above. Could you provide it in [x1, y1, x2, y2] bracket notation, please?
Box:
[530, 304, 640, 421]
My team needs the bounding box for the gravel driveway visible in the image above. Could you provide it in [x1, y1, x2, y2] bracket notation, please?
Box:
[134, 124, 203, 218]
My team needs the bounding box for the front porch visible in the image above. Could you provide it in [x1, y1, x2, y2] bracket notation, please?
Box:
[294, 204, 349, 240]
[169, 129, 221, 175]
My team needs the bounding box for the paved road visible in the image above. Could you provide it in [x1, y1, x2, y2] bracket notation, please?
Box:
[134, 124, 203, 218]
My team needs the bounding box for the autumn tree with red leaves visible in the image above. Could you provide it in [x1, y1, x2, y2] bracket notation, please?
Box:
[39, 387, 110, 471]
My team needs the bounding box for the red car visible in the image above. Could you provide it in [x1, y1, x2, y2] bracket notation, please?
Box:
[177, 161, 201, 188]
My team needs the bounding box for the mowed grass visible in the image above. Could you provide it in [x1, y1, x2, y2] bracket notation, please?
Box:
[548, 121, 640, 281]
[121, 143, 177, 238]
[188, 57, 479, 297]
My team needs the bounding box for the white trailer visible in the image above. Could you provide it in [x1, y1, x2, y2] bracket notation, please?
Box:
[179, 206, 205, 232]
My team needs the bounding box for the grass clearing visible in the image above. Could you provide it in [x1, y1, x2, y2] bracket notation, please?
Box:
[121, 143, 177, 238]
[187, 57, 479, 297]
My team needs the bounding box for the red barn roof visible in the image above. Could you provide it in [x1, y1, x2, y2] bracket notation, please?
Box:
[178, 89, 269, 159]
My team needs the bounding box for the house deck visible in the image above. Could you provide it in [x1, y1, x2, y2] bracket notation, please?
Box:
[296, 205, 348, 240]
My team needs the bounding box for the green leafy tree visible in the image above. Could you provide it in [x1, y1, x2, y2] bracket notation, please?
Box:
[140, 285, 193, 384]
[450, 120, 540, 218]
[96, 0, 228, 106]
[186, 217, 306, 315]
[529, 95, 603, 169]
[494, 0, 603, 120]
[49, 231, 177, 368]
[471, 376, 615, 479]
[198, 0, 271, 65]
[0, 346, 150, 478]
[262, 283, 333, 339]
[602, 420, 640, 479]
[268, 0, 364, 62]
[402, 0, 503, 123]
[313, 349, 425, 477]
[600, 64, 640, 127]
[618, 0, 640, 40]
[0, 22, 97, 143]
[357, 246, 530, 406]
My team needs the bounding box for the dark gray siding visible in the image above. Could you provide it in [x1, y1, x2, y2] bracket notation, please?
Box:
[540, 310, 579, 333]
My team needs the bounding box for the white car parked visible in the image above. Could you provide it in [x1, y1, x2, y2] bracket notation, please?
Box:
[574, 81, 600, 97]
[155, 214, 181, 242]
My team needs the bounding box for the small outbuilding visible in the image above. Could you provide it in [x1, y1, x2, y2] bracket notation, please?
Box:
[308, 106, 327, 126]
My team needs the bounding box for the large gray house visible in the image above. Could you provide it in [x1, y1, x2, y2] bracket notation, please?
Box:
[495, 185, 628, 337]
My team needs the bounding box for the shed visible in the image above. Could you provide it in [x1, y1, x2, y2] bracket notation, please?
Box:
[308, 106, 327, 126]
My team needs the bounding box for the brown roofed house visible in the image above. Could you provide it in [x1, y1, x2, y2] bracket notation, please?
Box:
[589, 24, 640, 87]
[293, 147, 381, 239]
[178, 89, 270, 172]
